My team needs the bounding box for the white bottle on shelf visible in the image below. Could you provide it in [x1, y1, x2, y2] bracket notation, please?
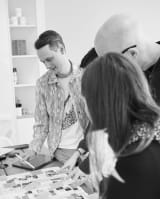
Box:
[16, 99, 22, 117]
[10, 16, 18, 25]
[13, 67, 18, 84]
[19, 16, 26, 25]
[15, 8, 22, 17]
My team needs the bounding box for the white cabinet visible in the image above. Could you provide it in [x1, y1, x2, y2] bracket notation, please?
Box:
[7, 0, 46, 144]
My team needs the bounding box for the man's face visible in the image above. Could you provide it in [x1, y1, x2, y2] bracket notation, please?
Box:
[37, 44, 65, 74]
[121, 45, 147, 71]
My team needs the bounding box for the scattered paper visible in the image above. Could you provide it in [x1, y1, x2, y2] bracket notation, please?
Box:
[0, 148, 13, 156]
[0, 166, 93, 199]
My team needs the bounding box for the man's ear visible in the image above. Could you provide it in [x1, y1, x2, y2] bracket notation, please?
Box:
[60, 46, 65, 54]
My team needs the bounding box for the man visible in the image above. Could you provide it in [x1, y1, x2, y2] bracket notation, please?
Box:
[61, 48, 97, 178]
[67, 14, 160, 180]
[94, 14, 160, 104]
[24, 30, 88, 163]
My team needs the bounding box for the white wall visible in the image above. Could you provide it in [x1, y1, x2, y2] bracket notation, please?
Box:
[45, 0, 160, 64]
[0, 0, 16, 143]
[0, 1, 15, 119]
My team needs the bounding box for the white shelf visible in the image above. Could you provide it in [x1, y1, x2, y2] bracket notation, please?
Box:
[17, 114, 34, 119]
[7, 0, 45, 144]
[14, 83, 35, 88]
[12, 55, 37, 59]
[10, 25, 36, 28]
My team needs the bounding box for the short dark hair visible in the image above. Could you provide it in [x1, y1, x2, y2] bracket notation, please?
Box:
[35, 30, 65, 50]
[80, 48, 97, 68]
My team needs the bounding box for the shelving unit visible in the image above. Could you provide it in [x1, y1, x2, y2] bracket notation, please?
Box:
[14, 84, 35, 88]
[10, 25, 36, 28]
[7, 0, 45, 144]
[12, 55, 37, 58]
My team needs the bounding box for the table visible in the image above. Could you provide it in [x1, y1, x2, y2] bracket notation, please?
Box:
[0, 145, 97, 199]
[0, 146, 62, 176]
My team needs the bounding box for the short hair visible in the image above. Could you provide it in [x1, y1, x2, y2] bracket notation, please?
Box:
[35, 30, 65, 50]
[80, 48, 98, 68]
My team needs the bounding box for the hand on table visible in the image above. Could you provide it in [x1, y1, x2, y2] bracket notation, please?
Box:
[22, 149, 37, 161]
[60, 150, 80, 173]
[69, 168, 95, 194]
[69, 166, 88, 181]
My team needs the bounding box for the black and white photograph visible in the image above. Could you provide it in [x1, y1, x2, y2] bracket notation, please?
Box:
[0, 0, 160, 198]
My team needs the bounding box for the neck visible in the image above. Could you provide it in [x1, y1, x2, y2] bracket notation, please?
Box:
[57, 60, 72, 79]
[143, 42, 160, 70]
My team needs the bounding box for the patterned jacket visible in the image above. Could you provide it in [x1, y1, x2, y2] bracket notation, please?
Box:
[29, 67, 89, 157]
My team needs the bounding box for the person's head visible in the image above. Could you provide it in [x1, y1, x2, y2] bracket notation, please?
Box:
[82, 52, 160, 192]
[35, 30, 70, 75]
[94, 14, 157, 71]
[80, 48, 97, 69]
[82, 52, 160, 154]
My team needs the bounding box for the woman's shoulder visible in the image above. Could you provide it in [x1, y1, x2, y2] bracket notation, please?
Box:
[120, 140, 160, 162]
[129, 118, 160, 144]
[105, 120, 160, 199]
[117, 141, 160, 181]
[118, 118, 160, 177]
[106, 144, 160, 199]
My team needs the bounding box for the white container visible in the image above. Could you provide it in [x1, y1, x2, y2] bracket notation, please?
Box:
[16, 107, 22, 117]
[10, 16, 18, 25]
[19, 16, 26, 25]
[13, 68, 18, 84]
[16, 99, 22, 116]
[15, 8, 22, 17]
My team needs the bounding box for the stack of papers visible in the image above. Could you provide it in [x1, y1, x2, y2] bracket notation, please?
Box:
[0, 148, 13, 156]
[0, 167, 94, 199]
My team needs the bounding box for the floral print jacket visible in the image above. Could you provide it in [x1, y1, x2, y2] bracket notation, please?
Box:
[29, 67, 89, 157]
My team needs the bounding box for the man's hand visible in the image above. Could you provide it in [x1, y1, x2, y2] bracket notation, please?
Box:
[60, 150, 80, 172]
[22, 149, 37, 161]
[69, 166, 87, 181]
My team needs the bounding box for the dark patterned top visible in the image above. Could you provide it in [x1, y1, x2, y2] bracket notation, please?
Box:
[106, 118, 160, 199]
[62, 104, 77, 130]
[129, 118, 160, 144]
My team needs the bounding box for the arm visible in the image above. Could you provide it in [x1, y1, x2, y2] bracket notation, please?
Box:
[78, 138, 88, 152]
[29, 80, 49, 153]
[61, 119, 90, 170]
[61, 138, 86, 171]
[78, 122, 90, 174]
[79, 155, 90, 174]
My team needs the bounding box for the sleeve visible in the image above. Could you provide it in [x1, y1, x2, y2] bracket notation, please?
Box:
[29, 80, 49, 153]
[79, 155, 90, 174]
[78, 138, 88, 152]
[78, 122, 91, 174]
[77, 121, 91, 151]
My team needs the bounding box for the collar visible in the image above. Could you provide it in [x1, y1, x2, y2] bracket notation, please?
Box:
[129, 118, 160, 144]
[48, 70, 58, 85]
[47, 61, 74, 85]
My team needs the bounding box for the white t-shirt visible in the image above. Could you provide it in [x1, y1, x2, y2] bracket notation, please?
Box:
[59, 95, 84, 149]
